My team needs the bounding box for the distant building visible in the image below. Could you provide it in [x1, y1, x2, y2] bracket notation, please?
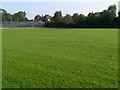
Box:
[34, 15, 41, 23]
[43, 14, 52, 22]
[34, 14, 52, 23]
[65, 14, 72, 19]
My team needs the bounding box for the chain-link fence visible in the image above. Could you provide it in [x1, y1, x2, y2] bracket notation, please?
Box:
[2, 21, 45, 28]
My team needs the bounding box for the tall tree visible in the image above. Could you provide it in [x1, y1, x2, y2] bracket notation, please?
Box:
[86, 12, 95, 27]
[100, 5, 116, 27]
[76, 14, 86, 27]
[107, 4, 116, 19]
[108, 5, 116, 13]
[53, 11, 63, 23]
[72, 13, 79, 24]
[13, 11, 27, 21]
[0, 8, 13, 21]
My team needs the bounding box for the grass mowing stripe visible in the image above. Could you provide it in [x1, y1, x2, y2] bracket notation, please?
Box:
[2, 28, 118, 88]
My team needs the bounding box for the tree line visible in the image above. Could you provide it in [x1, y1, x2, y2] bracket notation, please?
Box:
[1, 4, 120, 28]
[45, 4, 120, 28]
[0, 8, 30, 22]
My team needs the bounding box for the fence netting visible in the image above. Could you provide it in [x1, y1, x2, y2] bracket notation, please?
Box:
[2, 21, 45, 28]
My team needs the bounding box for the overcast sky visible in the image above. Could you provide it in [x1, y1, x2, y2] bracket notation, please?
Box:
[1, 0, 119, 19]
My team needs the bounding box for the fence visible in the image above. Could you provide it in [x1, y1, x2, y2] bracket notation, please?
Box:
[1, 21, 45, 28]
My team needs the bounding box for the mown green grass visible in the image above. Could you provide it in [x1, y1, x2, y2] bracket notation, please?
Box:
[2, 28, 118, 88]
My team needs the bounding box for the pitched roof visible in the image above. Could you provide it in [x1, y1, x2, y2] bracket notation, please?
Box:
[44, 15, 52, 19]
[65, 14, 72, 18]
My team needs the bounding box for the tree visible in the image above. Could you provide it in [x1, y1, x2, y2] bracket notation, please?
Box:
[93, 12, 101, 27]
[108, 5, 116, 13]
[107, 5, 116, 19]
[53, 11, 63, 23]
[100, 10, 111, 26]
[75, 14, 86, 27]
[100, 5, 117, 27]
[72, 13, 79, 24]
[2, 13, 13, 21]
[13, 11, 27, 21]
[63, 14, 73, 24]
[6, 13, 13, 21]
[86, 12, 95, 27]
[45, 4, 119, 28]
[0, 8, 13, 21]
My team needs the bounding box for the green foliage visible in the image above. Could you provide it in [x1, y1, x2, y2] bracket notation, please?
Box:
[85, 5, 117, 27]
[72, 13, 79, 23]
[100, 5, 116, 26]
[108, 4, 116, 13]
[13, 11, 26, 21]
[0, 8, 29, 22]
[0, 8, 7, 14]
[107, 5, 116, 20]
[75, 14, 86, 27]
[0, 8, 13, 21]
[53, 11, 64, 23]
[94, 12, 100, 17]
[63, 14, 73, 24]
[1, 4, 120, 27]
[47, 4, 119, 28]
[3, 28, 118, 88]
[2, 13, 13, 21]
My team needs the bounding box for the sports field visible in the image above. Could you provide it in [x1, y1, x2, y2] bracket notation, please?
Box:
[2, 28, 118, 88]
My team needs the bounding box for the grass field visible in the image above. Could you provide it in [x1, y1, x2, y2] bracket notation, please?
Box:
[2, 28, 118, 88]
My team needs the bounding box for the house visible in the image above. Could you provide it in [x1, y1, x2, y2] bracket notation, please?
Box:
[44, 14, 52, 22]
[34, 14, 52, 23]
[65, 14, 72, 19]
[34, 15, 41, 23]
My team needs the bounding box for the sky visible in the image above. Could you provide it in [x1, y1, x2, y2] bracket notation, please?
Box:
[1, 0, 119, 19]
